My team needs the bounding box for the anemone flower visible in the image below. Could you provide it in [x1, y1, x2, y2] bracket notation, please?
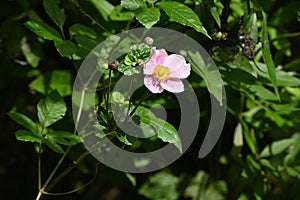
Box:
[143, 47, 191, 93]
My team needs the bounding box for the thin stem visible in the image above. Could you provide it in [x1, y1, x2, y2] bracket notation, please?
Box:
[46, 151, 90, 191]
[75, 88, 86, 130]
[42, 163, 100, 196]
[36, 84, 87, 199]
[123, 91, 150, 124]
[38, 142, 42, 190]
[70, 0, 111, 33]
[106, 70, 112, 128]
[36, 147, 71, 200]
[271, 32, 300, 42]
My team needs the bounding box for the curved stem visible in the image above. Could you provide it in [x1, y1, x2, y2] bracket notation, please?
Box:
[42, 163, 100, 196]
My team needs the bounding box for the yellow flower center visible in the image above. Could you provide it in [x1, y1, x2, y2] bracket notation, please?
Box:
[153, 64, 170, 81]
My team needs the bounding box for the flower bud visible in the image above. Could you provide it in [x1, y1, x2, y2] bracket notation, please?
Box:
[108, 60, 119, 70]
[144, 37, 154, 46]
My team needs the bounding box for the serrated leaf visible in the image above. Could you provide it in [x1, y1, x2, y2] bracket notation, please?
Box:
[37, 90, 66, 128]
[69, 24, 97, 39]
[25, 21, 62, 41]
[262, 12, 280, 100]
[29, 70, 73, 97]
[157, 2, 210, 38]
[110, 5, 134, 21]
[135, 8, 160, 28]
[47, 131, 82, 145]
[8, 112, 37, 134]
[54, 40, 76, 57]
[44, 138, 64, 153]
[135, 106, 182, 153]
[188, 51, 223, 106]
[90, 0, 114, 21]
[43, 0, 66, 29]
[15, 130, 43, 143]
[121, 0, 146, 10]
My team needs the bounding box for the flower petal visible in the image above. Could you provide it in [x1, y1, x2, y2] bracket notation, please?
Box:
[163, 54, 190, 79]
[155, 49, 168, 64]
[143, 48, 157, 75]
[144, 75, 164, 93]
[160, 78, 184, 93]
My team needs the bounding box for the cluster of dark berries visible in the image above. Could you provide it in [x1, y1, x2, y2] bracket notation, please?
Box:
[238, 28, 256, 59]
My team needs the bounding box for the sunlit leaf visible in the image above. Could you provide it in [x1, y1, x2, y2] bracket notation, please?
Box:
[25, 20, 62, 41]
[43, 0, 66, 29]
[8, 112, 37, 134]
[157, 2, 210, 38]
[15, 130, 43, 143]
[37, 90, 66, 128]
[135, 7, 160, 28]
[262, 12, 280, 100]
[121, 0, 146, 10]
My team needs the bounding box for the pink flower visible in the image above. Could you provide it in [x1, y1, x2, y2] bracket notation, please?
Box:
[143, 48, 191, 93]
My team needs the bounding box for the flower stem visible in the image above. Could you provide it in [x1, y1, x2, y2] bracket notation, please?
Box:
[35, 147, 71, 200]
[38, 142, 42, 190]
[45, 150, 90, 192]
[128, 90, 150, 119]
[106, 69, 112, 128]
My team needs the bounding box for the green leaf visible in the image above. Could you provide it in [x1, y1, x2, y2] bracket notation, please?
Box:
[44, 138, 64, 153]
[46, 131, 82, 145]
[243, 12, 258, 42]
[135, 8, 160, 28]
[260, 138, 294, 158]
[240, 118, 257, 155]
[90, 0, 115, 21]
[116, 133, 132, 145]
[135, 106, 182, 153]
[110, 5, 134, 21]
[210, 6, 221, 28]
[43, 0, 66, 29]
[8, 112, 37, 134]
[188, 51, 223, 105]
[37, 90, 66, 128]
[121, 0, 146, 10]
[284, 133, 300, 165]
[25, 20, 62, 41]
[54, 40, 76, 57]
[262, 12, 280, 100]
[157, 2, 210, 38]
[138, 171, 180, 200]
[69, 24, 97, 39]
[15, 130, 43, 143]
[20, 37, 40, 68]
[29, 70, 73, 97]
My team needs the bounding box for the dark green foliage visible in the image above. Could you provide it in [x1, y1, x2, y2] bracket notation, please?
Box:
[1, 0, 300, 199]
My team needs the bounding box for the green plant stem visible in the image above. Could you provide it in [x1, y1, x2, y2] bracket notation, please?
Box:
[129, 90, 150, 117]
[106, 69, 112, 128]
[42, 163, 99, 196]
[38, 142, 42, 190]
[271, 32, 300, 42]
[46, 151, 90, 191]
[36, 85, 87, 200]
[36, 147, 71, 200]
